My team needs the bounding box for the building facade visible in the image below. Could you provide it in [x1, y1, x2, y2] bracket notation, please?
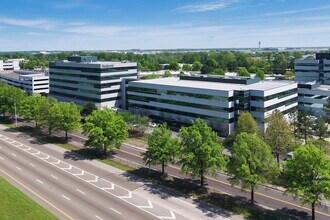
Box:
[0, 60, 20, 71]
[295, 53, 330, 117]
[49, 56, 137, 109]
[125, 75, 297, 136]
[0, 70, 49, 94]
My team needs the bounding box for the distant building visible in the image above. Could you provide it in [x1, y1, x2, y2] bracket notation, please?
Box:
[295, 53, 330, 117]
[49, 56, 137, 109]
[0, 70, 49, 94]
[124, 75, 297, 136]
[0, 60, 20, 71]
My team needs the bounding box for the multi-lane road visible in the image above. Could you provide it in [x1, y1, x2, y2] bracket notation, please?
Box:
[0, 125, 234, 220]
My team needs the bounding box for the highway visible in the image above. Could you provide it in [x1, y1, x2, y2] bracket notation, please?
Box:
[67, 131, 330, 220]
[0, 127, 198, 220]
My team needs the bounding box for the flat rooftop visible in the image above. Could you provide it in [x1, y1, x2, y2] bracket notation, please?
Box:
[0, 70, 47, 80]
[132, 77, 296, 92]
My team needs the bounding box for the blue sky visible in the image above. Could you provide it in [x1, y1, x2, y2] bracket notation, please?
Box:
[0, 0, 329, 51]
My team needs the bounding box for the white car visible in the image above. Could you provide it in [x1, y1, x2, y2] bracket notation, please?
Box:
[149, 122, 158, 128]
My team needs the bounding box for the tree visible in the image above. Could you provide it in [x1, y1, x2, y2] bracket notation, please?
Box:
[249, 65, 259, 73]
[227, 133, 278, 206]
[238, 67, 251, 77]
[192, 61, 202, 71]
[81, 102, 98, 118]
[165, 61, 180, 71]
[313, 117, 329, 140]
[236, 112, 259, 135]
[178, 119, 226, 188]
[143, 123, 179, 175]
[141, 73, 160, 80]
[288, 110, 299, 140]
[182, 64, 192, 71]
[42, 98, 61, 135]
[83, 108, 128, 155]
[297, 110, 313, 143]
[20, 94, 48, 128]
[284, 70, 294, 80]
[57, 102, 81, 140]
[324, 97, 330, 122]
[0, 85, 26, 118]
[210, 68, 224, 75]
[265, 111, 295, 166]
[117, 111, 149, 136]
[256, 69, 265, 80]
[163, 70, 172, 78]
[201, 59, 218, 74]
[283, 145, 330, 220]
[308, 139, 330, 153]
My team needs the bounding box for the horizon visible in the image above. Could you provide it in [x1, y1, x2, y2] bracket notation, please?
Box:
[1, 0, 330, 51]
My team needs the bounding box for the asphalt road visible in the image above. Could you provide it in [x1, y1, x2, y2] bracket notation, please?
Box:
[0, 128, 191, 220]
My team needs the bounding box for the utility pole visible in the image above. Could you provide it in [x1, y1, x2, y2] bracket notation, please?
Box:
[14, 99, 17, 127]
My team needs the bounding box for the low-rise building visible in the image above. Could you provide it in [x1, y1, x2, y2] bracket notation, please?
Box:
[0, 60, 20, 71]
[0, 70, 49, 94]
[124, 75, 298, 136]
[49, 56, 138, 109]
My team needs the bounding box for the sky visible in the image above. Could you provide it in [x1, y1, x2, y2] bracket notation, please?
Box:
[0, 0, 330, 51]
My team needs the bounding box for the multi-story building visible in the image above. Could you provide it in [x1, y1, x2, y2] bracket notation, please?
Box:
[124, 75, 298, 136]
[0, 70, 49, 94]
[0, 60, 20, 71]
[49, 56, 138, 109]
[295, 53, 330, 117]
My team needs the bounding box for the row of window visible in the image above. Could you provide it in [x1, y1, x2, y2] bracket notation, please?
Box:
[50, 78, 121, 89]
[49, 65, 137, 73]
[51, 84, 120, 95]
[50, 72, 137, 81]
[250, 97, 297, 112]
[51, 91, 121, 102]
[128, 103, 235, 124]
[128, 95, 233, 113]
[250, 88, 297, 101]
[127, 86, 233, 102]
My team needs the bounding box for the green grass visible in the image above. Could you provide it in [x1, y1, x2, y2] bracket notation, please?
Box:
[0, 177, 57, 220]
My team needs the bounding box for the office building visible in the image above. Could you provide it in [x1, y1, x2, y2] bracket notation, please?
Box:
[49, 56, 138, 109]
[0, 70, 49, 94]
[124, 75, 298, 136]
[0, 60, 20, 71]
[295, 53, 330, 117]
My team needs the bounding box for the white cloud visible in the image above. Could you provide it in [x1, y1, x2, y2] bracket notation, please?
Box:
[264, 4, 330, 16]
[176, 0, 239, 13]
[52, 0, 86, 9]
[0, 17, 57, 30]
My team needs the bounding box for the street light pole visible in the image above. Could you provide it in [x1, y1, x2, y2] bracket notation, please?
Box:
[14, 99, 17, 127]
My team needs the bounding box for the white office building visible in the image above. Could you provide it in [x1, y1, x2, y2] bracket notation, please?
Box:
[124, 75, 298, 136]
[0, 60, 20, 71]
[295, 53, 330, 117]
[0, 70, 49, 94]
[49, 56, 138, 109]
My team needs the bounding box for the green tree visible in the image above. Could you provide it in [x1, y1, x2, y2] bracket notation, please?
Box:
[288, 110, 299, 140]
[265, 111, 295, 166]
[236, 112, 259, 135]
[249, 65, 259, 73]
[81, 102, 98, 118]
[143, 123, 179, 175]
[57, 102, 81, 140]
[256, 69, 265, 80]
[297, 110, 313, 143]
[313, 117, 329, 140]
[201, 59, 218, 74]
[42, 98, 61, 135]
[178, 119, 226, 188]
[182, 64, 192, 71]
[324, 97, 330, 121]
[83, 108, 128, 155]
[227, 133, 278, 206]
[308, 139, 330, 153]
[0, 85, 26, 118]
[210, 68, 224, 75]
[165, 61, 180, 70]
[192, 61, 202, 71]
[284, 70, 294, 80]
[141, 73, 160, 80]
[238, 67, 251, 77]
[163, 70, 172, 78]
[117, 111, 149, 136]
[20, 94, 48, 128]
[283, 145, 330, 220]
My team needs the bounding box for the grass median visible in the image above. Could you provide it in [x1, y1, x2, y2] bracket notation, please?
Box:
[0, 177, 57, 220]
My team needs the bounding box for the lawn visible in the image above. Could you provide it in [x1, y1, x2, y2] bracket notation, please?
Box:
[0, 177, 57, 220]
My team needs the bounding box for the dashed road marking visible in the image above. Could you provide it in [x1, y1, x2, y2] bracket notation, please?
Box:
[95, 215, 103, 220]
[76, 189, 85, 195]
[0, 156, 4, 160]
[110, 208, 121, 215]
[16, 166, 22, 171]
[51, 175, 58, 180]
[62, 195, 71, 201]
[36, 179, 43, 184]
[11, 153, 16, 157]
[29, 163, 35, 167]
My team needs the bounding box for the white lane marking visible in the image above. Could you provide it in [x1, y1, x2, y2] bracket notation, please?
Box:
[29, 163, 35, 167]
[110, 208, 122, 215]
[11, 153, 16, 157]
[62, 165, 72, 170]
[36, 179, 43, 184]
[73, 170, 84, 176]
[0, 156, 4, 160]
[51, 175, 58, 180]
[76, 189, 85, 195]
[0, 146, 2, 148]
[16, 166, 22, 171]
[62, 195, 71, 201]
[95, 215, 103, 220]
[137, 200, 153, 209]
[0, 133, 178, 220]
